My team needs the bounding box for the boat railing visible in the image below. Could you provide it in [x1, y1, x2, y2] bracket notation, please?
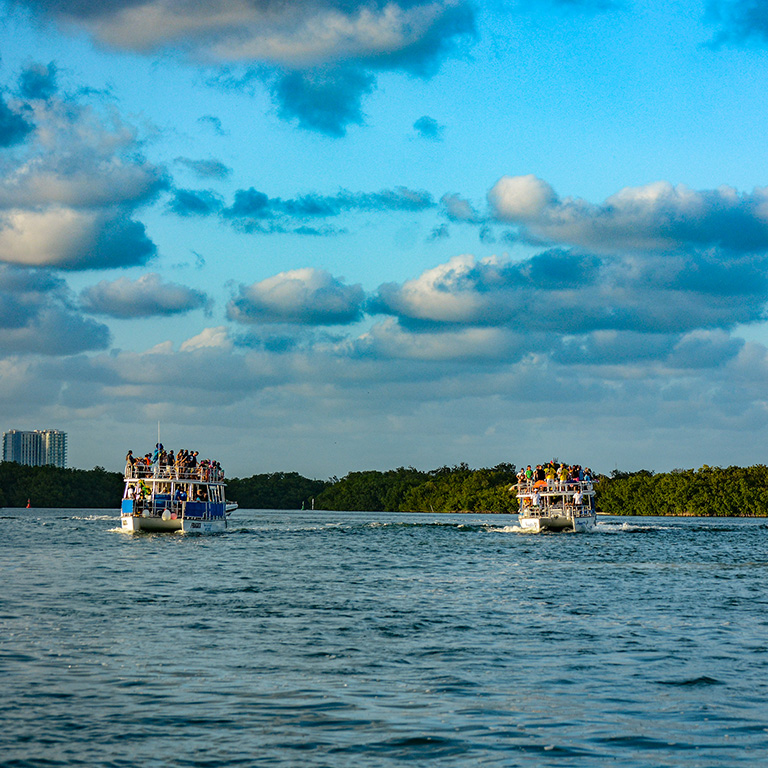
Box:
[514, 480, 594, 494]
[517, 485, 596, 516]
[525, 499, 593, 510]
[126, 497, 223, 520]
[125, 463, 224, 482]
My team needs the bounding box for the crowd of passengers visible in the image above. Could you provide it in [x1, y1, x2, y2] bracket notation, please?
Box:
[517, 462, 594, 490]
[125, 482, 211, 503]
[125, 444, 224, 481]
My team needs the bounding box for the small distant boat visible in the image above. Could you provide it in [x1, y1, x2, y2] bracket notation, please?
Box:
[120, 450, 237, 534]
[514, 479, 596, 533]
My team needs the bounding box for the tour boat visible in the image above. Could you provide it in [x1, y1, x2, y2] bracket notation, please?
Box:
[120, 452, 237, 533]
[515, 479, 596, 533]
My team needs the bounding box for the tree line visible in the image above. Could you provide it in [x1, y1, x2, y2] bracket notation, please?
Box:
[315, 464, 519, 512]
[594, 465, 768, 517]
[0, 462, 124, 508]
[0, 463, 330, 510]
[0, 461, 519, 512]
[4, 460, 768, 516]
[226, 472, 328, 510]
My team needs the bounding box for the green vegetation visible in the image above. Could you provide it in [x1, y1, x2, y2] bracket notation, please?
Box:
[0, 462, 123, 508]
[0, 463, 330, 510]
[224, 464, 518, 512]
[316, 464, 519, 513]
[226, 472, 329, 510]
[595, 465, 768, 517]
[0, 461, 519, 511]
[5, 460, 768, 516]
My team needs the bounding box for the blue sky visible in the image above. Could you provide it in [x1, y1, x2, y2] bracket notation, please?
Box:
[2, 0, 768, 478]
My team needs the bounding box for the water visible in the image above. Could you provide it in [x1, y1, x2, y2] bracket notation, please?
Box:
[2, 509, 767, 767]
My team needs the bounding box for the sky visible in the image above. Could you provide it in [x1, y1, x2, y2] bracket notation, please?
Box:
[2, 0, 768, 478]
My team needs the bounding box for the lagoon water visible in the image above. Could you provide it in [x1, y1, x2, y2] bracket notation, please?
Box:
[2, 509, 767, 767]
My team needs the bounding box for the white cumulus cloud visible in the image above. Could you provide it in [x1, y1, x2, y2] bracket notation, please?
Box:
[488, 175, 768, 253]
[80, 273, 211, 318]
[180, 326, 233, 352]
[228, 268, 365, 325]
[488, 174, 558, 221]
[0, 75, 165, 269]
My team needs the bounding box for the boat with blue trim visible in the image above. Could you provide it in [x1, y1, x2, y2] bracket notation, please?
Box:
[120, 447, 237, 533]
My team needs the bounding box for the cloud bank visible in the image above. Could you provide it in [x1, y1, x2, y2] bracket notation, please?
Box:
[228, 268, 365, 326]
[0, 264, 110, 355]
[0, 67, 166, 269]
[170, 183, 435, 234]
[80, 273, 211, 318]
[371, 246, 768, 342]
[488, 175, 768, 254]
[12, 0, 476, 135]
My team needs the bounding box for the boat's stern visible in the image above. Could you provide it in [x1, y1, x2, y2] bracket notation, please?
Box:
[181, 517, 227, 533]
[120, 513, 142, 532]
[572, 513, 597, 532]
[518, 516, 542, 532]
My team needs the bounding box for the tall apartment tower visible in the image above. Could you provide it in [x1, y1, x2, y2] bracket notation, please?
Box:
[41, 430, 67, 468]
[2, 430, 68, 468]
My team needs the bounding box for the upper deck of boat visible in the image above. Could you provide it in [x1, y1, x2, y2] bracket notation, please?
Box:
[125, 466, 225, 483]
[124, 449, 225, 485]
[515, 480, 595, 497]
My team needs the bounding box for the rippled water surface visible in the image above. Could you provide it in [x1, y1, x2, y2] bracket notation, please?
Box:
[2, 509, 767, 767]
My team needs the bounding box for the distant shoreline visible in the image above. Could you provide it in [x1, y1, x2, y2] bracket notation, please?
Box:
[5, 462, 768, 517]
[5, 506, 766, 518]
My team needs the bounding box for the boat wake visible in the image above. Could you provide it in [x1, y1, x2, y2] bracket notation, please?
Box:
[595, 520, 675, 533]
[490, 524, 531, 534]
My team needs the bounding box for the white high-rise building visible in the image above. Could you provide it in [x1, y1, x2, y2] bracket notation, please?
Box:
[41, 430, 67, 468]
[2, 430, 68, 468]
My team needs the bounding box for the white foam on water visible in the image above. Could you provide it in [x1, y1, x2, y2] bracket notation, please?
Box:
[595, 520, 676, 533]
[490, 524, 528, 534]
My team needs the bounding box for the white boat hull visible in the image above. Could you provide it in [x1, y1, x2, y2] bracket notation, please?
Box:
[519, 512, 596, 533]
[121, 513, 227, 534]
[572, 513, 596, 533]
[121, 513, 180, 533]
[181, 517, 227, 533]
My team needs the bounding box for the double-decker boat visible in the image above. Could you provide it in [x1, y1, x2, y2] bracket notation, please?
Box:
[120, 451, 237, 533]
[515, 479, 596, 533]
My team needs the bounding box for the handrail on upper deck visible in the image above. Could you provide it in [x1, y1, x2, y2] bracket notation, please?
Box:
[514, 480, 594, 493]
[125, 463, 224, 482]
